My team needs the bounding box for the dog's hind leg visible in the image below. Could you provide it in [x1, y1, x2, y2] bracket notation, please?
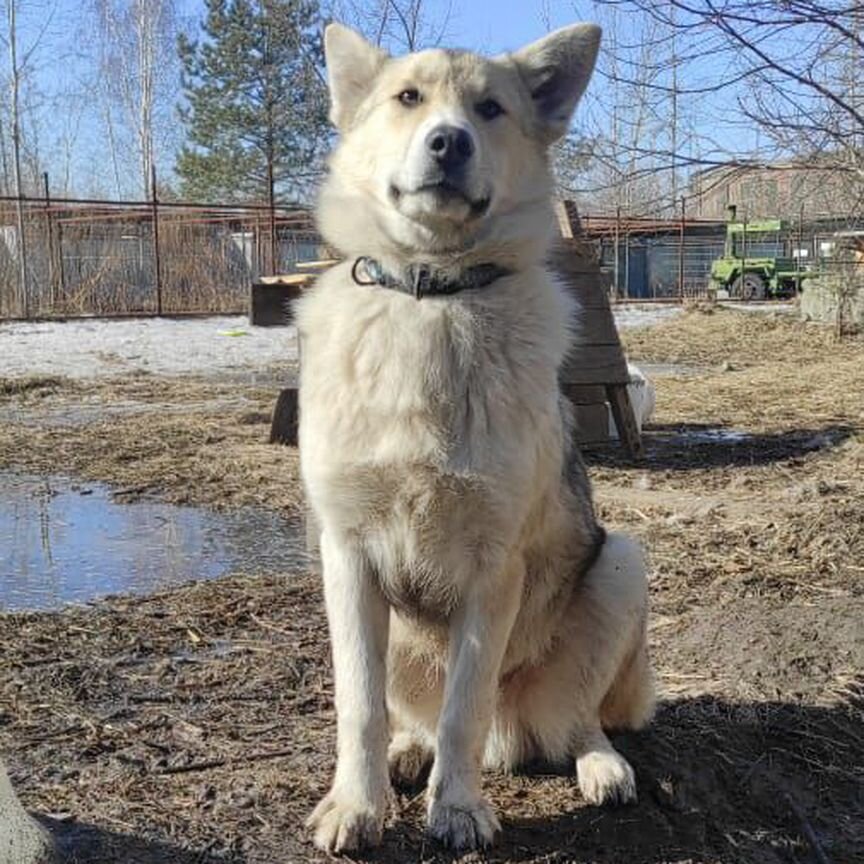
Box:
[600, 632, 655, 732]
[502, 533, 653, 805]
[388, 728, 435, 790]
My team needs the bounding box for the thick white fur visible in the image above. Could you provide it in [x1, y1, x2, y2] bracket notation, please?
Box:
[610, 363, 656, 437]
[301, 22, 654, 853]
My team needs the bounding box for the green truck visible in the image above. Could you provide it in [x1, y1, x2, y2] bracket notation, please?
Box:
[709, 217, 814, 299]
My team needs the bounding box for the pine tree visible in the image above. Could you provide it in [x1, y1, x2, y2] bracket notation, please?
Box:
[176, 0, 328, 203]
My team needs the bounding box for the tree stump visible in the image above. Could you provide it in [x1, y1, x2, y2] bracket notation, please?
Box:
[269, 387, 299, 446]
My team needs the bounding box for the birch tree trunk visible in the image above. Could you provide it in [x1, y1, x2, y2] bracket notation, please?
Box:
[6, 0, 28, 315]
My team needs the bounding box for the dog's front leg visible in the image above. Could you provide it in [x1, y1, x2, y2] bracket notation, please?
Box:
[426, 560, 523, 850]
[307, 531, 390, 852]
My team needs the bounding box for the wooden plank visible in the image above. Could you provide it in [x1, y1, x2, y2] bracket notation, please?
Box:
[571, 402, 610, 443]
[555, 201, 574, 239]
[606, 383, 644, 458]
[295, 259, 340, 270]
[561, 383, 606, 404]
[561, 361, 630, 386]
[561, 342, 629, 385]
[557, 272, 613, 295]
[258, 273, 314, 286]
[572, 306, 621, 345]
[556, 200, 583, 239]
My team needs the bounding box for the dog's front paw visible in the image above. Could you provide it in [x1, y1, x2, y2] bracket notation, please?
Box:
[306, 789, 385, 853]
[576, 748, 637, 805]
[427, 795, 500, 850]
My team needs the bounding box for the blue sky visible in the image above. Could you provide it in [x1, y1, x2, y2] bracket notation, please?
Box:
[4, 0, 756, 203]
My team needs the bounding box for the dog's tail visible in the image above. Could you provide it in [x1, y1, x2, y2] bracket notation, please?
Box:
[594, 533, 656, 731]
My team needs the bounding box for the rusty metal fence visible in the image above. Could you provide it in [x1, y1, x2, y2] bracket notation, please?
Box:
[3, 188, 862, 318]
[580, 212, 864, 300]
[0, 189, 321, 319]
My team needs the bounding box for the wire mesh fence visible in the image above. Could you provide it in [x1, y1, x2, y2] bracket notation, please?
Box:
[1, 194, 862, 318]
[580, 212, 864, 300]
[0, 195, 322, 319]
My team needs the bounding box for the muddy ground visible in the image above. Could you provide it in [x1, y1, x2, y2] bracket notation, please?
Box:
[1, 305, 862, 863]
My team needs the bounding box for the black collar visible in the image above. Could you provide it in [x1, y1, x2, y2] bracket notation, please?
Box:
[351, 256, 511, 299]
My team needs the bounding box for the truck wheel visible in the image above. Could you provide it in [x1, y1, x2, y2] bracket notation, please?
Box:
[731, 273, 766, 300]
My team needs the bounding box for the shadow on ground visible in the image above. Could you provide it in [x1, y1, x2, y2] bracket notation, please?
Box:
[37, 819, 238, 864]
[373, 693, 864, 864]
[587, 423, 857, 470]
[32, 692, 862, 864]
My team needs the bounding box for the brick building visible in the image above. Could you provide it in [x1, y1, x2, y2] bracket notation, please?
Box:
[688, 161, 859, 220]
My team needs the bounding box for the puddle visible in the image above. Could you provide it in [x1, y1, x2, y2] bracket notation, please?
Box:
[675, 428, 752, 444]
[657, 428, 753, 445]
[0, 472, 310, 611]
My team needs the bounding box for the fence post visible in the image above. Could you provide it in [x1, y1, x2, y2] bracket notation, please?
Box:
[614, 205, 621, 298]
[268, 160, 277, 274]
[13, 194, 28, 319]
[43, 172, 57, 311]
[796, 202, 804, 296]
[150, 163, 163, 315]
[678, 196, 686, 299]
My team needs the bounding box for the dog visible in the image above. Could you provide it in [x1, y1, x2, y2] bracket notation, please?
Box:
[298, 22, 655, 853]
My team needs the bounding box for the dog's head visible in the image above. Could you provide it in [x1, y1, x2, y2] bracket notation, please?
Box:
[318, 23, 601, 264]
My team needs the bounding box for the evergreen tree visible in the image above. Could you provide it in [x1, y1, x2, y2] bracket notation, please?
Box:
[176, 0, 328, 203]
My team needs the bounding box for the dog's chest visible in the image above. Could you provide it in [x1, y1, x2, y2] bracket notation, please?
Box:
[300, 282, 561, 620]
[301, 291, 534, 470]
[333, 462, 503, 621]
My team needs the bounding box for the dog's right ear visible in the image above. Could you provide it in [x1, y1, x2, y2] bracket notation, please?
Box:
[511, 24, 602, 144]
[324, 23, 388, 130]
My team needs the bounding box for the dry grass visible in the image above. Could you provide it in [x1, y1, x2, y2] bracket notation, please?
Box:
[0, 375, 73, 396]
[2, 573, 860, 864]
[0, 373, 303, 512]
[622, 303, 862, 367]
[0, 306, 863, 862]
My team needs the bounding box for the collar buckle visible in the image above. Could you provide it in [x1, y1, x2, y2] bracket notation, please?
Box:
[411, 265, 432, 299]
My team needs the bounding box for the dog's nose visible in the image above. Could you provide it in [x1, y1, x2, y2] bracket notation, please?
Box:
[425, 124, 474, 171]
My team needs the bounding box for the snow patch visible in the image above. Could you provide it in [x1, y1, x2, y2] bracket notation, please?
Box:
[0, 316, 298, 380]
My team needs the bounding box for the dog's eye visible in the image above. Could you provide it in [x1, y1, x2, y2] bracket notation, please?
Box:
[475, 98, 505, 120]
[397, 88, 422, 107]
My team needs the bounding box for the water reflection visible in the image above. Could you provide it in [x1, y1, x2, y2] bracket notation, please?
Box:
[0, 472, 309, 611]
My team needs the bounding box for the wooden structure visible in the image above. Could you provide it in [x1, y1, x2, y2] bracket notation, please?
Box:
[553, 202, 643, 456]
[250, 274, 312, 326]
[267, 205, 643, 457]
[250, 260, 340, 326]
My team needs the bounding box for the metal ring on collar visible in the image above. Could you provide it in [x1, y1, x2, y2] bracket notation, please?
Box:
[351, 256, 377, 286]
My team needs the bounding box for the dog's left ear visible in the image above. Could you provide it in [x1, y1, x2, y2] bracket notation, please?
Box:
[511, 24, 602, 143]
[324, 23, 388, 130]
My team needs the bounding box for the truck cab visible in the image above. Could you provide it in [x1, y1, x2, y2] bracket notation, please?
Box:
[710, 211, 813, 299]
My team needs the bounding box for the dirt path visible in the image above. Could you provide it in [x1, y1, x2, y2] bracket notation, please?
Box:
[0, 305, 862, 863]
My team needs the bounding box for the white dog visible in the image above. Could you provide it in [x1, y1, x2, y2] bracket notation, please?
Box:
[298, 22, 654, 853]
